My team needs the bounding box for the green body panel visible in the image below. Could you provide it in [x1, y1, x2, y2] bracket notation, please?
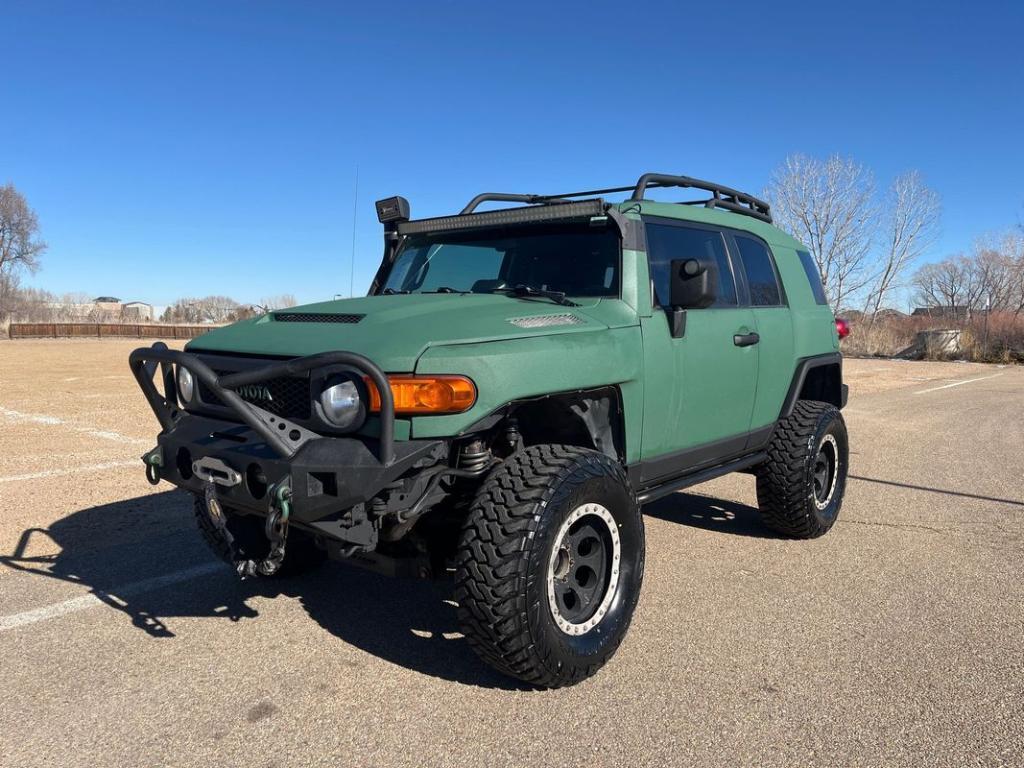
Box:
[638, 308, 758, 459]
[185, 193, 836, 470]
[616, 201, 835, 447]
[189, 293, 614, 370]
[414, 325, 644, 461]
[748, 306, 795, 430]
[771, 244, 841, 360]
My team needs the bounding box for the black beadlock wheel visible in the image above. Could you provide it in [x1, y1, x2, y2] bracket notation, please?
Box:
[755, 400, 849, 538]
[455, 444, 645, 688]
[191, 494, 326, 578]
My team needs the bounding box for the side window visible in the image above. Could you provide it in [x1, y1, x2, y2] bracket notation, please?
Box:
[796, 249, 828, 305]
[734, 236, 783, 306]
[645, 223, 737, 308]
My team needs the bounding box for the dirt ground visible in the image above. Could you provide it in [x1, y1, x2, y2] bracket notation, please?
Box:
[1, 339, 1022, 767]
[841, 355, 1015, 395]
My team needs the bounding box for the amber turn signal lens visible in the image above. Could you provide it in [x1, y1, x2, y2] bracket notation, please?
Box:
[365, 375, 476, 414]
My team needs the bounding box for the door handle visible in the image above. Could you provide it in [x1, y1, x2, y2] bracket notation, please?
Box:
[733, 332, 760, 347]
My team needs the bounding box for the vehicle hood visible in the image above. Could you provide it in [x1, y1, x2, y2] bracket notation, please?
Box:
[187, 294, 626, 371]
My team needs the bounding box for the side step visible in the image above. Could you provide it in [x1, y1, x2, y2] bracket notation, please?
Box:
[636, 452, 766, 505]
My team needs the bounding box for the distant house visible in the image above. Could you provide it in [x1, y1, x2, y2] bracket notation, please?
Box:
[122, 301, 154, 321]
[92, 297, 123, 318]
[874, 308, 908, 320]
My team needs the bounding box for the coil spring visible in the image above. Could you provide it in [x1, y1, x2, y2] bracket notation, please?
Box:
[458, 440, 491, 475]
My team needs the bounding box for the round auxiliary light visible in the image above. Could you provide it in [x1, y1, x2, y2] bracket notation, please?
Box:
[176, 365, 195, 404]
[319, 376, 364, 430]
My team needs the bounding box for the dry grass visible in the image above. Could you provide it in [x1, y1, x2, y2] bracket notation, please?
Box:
[842, 312, 1024, 363]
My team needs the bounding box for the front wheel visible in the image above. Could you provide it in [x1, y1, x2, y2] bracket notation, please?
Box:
[455, 445, 645, 688]
[755, 400, 849, 538]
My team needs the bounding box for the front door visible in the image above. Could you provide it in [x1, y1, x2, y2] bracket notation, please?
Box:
[639, 219, 758, 480]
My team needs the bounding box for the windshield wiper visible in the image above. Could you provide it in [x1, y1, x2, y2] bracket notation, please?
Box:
[382, 288, 410, 295]
[496, 285, 579, 307]
[424, 286, 469, 294]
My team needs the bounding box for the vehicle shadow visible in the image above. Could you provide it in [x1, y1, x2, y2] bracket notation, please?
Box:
[642, 491, 782, 539]
[0, 490, 520, 689]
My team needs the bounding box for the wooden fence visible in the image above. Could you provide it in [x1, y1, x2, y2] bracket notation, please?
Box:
[8, 323, 219, 340]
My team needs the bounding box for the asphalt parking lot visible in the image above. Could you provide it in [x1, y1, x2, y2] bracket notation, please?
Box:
[1, 339, 1021, 767]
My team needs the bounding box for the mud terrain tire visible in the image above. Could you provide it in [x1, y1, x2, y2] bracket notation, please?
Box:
[455, 445, 644, 688]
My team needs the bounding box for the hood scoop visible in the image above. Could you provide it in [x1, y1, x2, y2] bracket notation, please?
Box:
[273, 312, 365, 324]
[508, 313, 584, 329]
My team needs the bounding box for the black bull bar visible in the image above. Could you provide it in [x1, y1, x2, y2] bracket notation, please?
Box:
[128, 343, 444, 530]
[129, 343, 396, 463]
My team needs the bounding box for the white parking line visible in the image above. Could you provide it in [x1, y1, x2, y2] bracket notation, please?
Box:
[0, 461, 139, 484]
[913, 373, 1004, 395]
[0, 562, 224, 632]
[0, 406, 149, 446]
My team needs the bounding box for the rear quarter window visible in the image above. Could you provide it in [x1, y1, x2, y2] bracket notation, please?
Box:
[734, 235, 784, 306]
[796, 250, 828, 306]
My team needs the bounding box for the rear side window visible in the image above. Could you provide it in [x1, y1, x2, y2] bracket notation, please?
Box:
[796, 249, 828, 305]
[645, 223, 737, 308]
[734, 236, 783, 306]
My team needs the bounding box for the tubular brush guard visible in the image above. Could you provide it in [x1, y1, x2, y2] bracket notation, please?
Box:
[128, 341, 396, 463]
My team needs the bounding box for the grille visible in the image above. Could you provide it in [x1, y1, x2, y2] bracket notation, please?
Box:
[508, 313, 584, 329]
[198, 373, 311, 420]
[273, 312, 364, 324]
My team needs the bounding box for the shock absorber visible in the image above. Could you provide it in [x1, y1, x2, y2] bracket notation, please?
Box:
[457, 438, 491, 475]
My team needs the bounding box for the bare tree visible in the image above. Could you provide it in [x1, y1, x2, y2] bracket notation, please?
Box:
[0, 271, 21, 321]
[912, 255, 977, 313]
[194, 295, 240, 323]
[161, 296, 241, 324]
[971, 247, 1014, 311]
[764, 154, 877, 312]
[910, 238, 1024, 318]
[864, 171, 940, 316]
[981, 231, 1024, 314]
[0, 184, 47, 320]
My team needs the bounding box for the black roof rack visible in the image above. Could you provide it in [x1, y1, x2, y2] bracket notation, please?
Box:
[459, 172, 771, 224]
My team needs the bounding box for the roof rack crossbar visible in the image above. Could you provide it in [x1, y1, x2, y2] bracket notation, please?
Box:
[629, 173, 772, 223]
[458, 173, 771, 223]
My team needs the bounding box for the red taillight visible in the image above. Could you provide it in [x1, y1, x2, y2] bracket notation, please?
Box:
[835, 317, 851, 339]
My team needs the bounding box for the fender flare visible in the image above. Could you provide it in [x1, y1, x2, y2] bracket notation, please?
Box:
[778, 353, 846, 419]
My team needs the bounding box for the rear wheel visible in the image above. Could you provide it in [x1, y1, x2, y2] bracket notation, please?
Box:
[192, 494, 326, 578]
[755, 400, 848, 538]
[455, 445, 645, 688]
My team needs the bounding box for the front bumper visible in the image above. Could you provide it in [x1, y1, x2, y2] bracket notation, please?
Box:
[129, 344, 444, 540]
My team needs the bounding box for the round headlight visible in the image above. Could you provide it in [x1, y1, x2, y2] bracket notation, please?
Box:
[176, 365, 195, 404]
[319, 377, 362, 429]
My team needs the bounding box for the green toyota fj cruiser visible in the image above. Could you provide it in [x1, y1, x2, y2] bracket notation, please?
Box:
[131, 172, 849, 687]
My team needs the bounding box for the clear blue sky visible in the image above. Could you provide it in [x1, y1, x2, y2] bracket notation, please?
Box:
[3, 0, 1022, 306]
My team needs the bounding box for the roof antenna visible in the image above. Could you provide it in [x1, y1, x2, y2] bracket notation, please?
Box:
[349, 165, 359, 298]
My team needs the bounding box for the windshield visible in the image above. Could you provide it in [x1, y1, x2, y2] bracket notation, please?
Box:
[381, 223, 620, 297]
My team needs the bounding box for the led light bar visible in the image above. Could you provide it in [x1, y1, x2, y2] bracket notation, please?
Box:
[396, 199, 606, 235]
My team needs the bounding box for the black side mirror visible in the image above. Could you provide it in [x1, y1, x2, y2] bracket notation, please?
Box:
[665, 258, 717, 339]
[669, 258, 716, 309]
